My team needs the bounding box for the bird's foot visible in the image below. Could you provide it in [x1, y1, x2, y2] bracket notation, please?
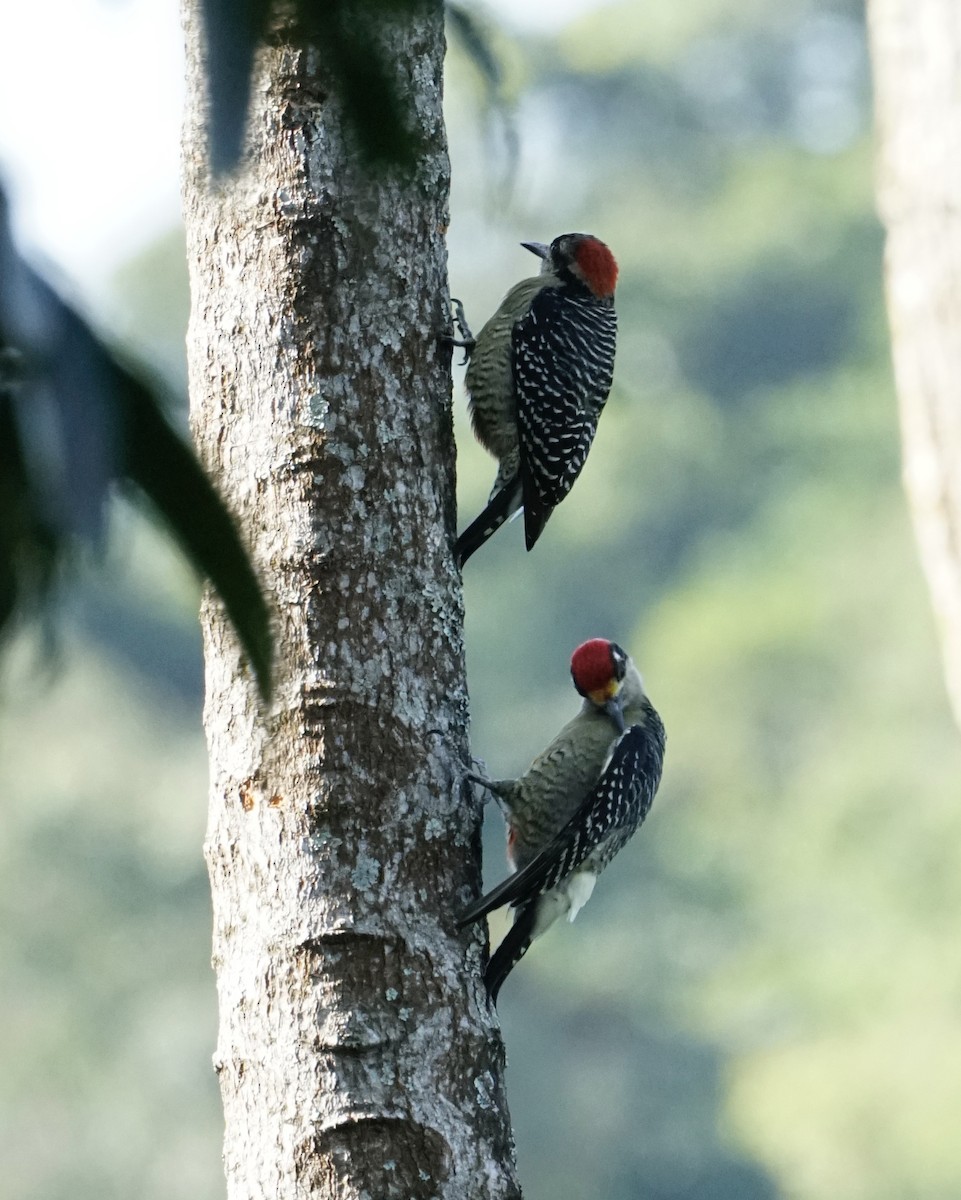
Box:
[444, 297, 475, 365]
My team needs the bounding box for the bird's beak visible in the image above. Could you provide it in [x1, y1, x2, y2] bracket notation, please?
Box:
[521, 241, 550, 260]
[602, 694, 626, 735]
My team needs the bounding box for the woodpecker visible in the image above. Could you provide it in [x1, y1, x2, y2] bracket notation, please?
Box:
[452, 233, 618, 567]
[459, 638, 665, 1003]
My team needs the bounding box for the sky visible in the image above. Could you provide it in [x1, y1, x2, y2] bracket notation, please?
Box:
[0, 0, 185, 290]
[0, 0, 603, 300]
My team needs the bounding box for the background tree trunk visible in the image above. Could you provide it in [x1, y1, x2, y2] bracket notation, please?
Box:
[868, 0, 961, 733]
[181, 6, 520, 1197]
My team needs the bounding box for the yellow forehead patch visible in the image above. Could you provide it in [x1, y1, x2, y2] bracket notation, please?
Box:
[588, 679, 620, 706]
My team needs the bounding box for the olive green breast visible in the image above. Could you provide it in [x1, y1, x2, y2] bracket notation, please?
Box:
[505, 695, 648, 867]
[465, 274, 557, 460]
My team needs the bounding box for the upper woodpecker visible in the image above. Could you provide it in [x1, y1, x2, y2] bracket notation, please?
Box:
[452, 233, 618, 567]
[459, 638, 665, 1003]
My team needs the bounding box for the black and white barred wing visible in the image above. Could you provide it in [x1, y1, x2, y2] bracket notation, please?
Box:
[512, 288, 617, 549]
[457, 724, 658, 928]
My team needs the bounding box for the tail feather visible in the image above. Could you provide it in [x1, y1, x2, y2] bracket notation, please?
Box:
[521, 469, 554, 552]
[455, 478, 522, 567]
[484, 900, 538, 1005]
[457, 863, 525, 928]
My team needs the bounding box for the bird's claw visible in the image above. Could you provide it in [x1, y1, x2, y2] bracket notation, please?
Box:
[446, 297, 476, 365]
[465, 763, 498, 804]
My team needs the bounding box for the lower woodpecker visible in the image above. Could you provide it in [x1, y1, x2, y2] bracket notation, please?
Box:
[459, 638, 666, 1003]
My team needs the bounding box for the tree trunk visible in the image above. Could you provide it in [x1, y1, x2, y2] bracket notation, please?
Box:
[868, 0, 961, 733]
[181, 6, 520, 1197]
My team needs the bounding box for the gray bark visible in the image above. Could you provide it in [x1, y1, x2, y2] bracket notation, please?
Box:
[181, 6, 520, 1197]
[868, 0, 961, 732]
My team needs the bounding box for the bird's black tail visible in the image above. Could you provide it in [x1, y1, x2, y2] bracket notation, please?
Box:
[454, 479, 522, 568]
[484, 900, 538, 1005]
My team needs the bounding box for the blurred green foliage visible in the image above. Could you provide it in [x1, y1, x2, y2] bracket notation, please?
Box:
[2, 0, 960, 1198]
[0, 199, 272, 699]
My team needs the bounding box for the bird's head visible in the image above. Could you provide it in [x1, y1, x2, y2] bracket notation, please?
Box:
[522, 233, 618, 300]
[570, 638, 642, 733]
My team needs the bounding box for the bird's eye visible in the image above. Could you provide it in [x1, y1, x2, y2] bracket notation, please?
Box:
[610, 643, 627, 681]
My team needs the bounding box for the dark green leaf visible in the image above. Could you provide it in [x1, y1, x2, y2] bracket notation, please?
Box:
[201, 0, 427, 176]
[446, 3, 502, 90]
[0, 352, 61, 642]
[446, 3, 518, 198]
[0, 184, 273, 698]
[200, 0, 273, 174]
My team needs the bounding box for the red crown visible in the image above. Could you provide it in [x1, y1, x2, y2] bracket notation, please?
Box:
[570, 638, 615, 695]
[575, 236, 618, 298]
